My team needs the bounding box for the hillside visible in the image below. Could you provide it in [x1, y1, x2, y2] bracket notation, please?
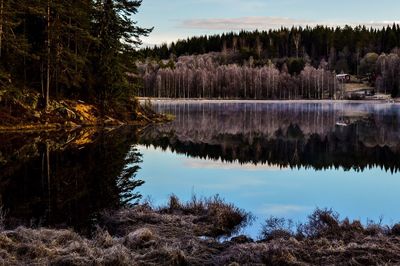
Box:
[0, 1, 152, 128]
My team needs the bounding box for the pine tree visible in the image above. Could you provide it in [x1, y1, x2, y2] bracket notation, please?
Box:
[91, 0, 152, 109]
[1, 0, 151, 109]
[0, 0, 29, 89]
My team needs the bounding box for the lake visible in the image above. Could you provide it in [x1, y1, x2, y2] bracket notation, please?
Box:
[1, 101, 400, 238]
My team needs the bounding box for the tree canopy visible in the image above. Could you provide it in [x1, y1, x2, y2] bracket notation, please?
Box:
[141, 25, 400, 74]
[0, 0, 151, 108]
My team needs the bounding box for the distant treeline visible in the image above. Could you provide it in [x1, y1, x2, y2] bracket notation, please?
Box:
[138, 54, 338, 100]
[141, 25, 400, 73]
[139, 27, 400, 98]
[0, 0, 150, 108]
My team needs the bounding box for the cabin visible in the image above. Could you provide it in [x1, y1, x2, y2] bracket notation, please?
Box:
[336, 74, 351, 83]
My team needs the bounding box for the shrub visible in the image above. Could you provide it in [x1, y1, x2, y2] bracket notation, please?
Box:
[160, 195, 253, 237]
[297, 208, 340, 239]
[391, 223, 400, 236]
[260, 217, 294, 241]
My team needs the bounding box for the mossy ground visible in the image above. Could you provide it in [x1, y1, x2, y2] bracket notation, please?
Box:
[0, 90, 171, 131]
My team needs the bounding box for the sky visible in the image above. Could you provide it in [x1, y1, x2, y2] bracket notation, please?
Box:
[137, 145, 400, 237]
[135, 0, 400, 46]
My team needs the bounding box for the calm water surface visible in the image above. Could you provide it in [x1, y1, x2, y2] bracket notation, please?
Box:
[138, 101, 400, 237]
[1, 101, 400, 238]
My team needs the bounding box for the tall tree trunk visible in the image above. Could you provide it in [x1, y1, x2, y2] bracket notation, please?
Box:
[294, 34, 301, 59]
[46, 141, 51, 219]
[46, 0, 51, 110]
[23, 18, 27, 86]
[0, 0, 4, 58]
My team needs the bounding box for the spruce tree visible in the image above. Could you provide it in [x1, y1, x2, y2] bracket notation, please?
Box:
[91, 0, 152, 108]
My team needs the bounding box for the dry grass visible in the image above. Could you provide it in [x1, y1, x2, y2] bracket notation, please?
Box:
[158, 195, 253, 237]
[1, 200, 400, 265]
[260, 208, 390, 241]
[0, 196, 250, 265]
[233, 208, 400, 265]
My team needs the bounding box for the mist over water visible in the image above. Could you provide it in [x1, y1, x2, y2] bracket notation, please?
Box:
[143, 101, 400, 171]
[1, 101, 400, 237]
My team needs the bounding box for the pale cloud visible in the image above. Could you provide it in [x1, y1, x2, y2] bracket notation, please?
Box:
[178, 16, 400, 31]
[180, 16, 313, 30]
[140, 32, 188, 46]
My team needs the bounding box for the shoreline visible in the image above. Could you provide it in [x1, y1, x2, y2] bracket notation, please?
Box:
[0, 121, 157, 133]
[0, 93, 172, 132]
[0, 120, 164, 133]
[139, 97, 400, 105]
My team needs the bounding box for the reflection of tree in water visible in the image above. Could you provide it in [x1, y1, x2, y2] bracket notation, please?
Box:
[142, 103, 400, 173]
[0, 127, 144, 233]
[118, 146, 145, 206]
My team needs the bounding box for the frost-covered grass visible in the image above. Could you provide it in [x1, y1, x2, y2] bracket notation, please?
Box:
[1, 198, 400, 265]
[221, 209, 400, 265]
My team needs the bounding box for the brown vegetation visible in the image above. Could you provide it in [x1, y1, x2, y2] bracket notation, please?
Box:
[233, 208, 400, 265]
[0, 196, 250, 265]
[1, 197, 400, 265]
[0, 90, 171, 131]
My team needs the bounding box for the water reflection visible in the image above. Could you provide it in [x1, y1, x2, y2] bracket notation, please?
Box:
[1, 102, 400, 237]
[141, 102, 400, 173]
[0, 127, 144, 233]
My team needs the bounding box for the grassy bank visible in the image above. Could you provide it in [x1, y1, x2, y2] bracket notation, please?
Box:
[1, 196, 400, 265]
